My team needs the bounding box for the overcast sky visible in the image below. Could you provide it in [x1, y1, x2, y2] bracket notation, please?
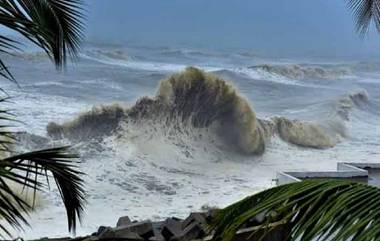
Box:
[84, 0, 380, 57]
[3, 1, 380, 57]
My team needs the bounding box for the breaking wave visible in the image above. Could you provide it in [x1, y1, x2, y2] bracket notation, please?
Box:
[83, 49, 130, 61]
[335, 89, 369, 121]
[272, 117, 335, 148]
[6, 51, 50, 61]
[47, 68, 364, 156]
[249, 64, 351, 80]
[159, 49, 223, 58]
[47, 104, 125, 142]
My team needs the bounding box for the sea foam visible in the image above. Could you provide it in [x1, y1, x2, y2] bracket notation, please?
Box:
[47, 68, 360, 155]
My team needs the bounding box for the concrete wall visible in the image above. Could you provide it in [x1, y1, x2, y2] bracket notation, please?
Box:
[276, 162, 379, 186]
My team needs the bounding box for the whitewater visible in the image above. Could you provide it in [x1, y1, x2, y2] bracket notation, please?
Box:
[1, 43, 380, 238]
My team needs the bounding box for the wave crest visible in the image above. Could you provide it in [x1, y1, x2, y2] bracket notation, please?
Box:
[47, 104, 125, 141]
[250, 64, 351, 80]
[47, 68, 342, 155]
[336, 90, 369, 120]
[135, 67, 267, 154]
[273, 117, 335, 149]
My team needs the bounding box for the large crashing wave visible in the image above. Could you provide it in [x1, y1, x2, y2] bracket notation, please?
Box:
[47, 67, 346, 155]
[250, 64, 350, 80]
[335, 90, 369, 121]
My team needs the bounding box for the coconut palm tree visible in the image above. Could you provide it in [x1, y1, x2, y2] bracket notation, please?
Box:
[0, 0, 85, 237]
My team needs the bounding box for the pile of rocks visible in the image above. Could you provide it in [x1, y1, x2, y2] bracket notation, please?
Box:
[30, 210, 290, 241]
[84, 211, 215, 241]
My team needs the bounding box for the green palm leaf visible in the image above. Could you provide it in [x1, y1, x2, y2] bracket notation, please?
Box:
[0, 0, 86, 236]
[346, 0, 380, 35]
[211, 179, 380, 241]
[0, 99, 85, 237]
[0, 0, 84, 81]
[0, 146, 86, 236]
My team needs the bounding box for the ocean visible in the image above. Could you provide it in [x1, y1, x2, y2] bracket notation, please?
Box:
[1, 42, 380, 238]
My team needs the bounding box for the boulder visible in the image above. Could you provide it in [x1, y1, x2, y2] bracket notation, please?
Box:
[149, 221, 165, 241]
[182, 213, 206, 229]
[80, 237, 99, 241]
[124, 220, 155, 240]
[96, 220, 154, 240]
[94, 226, 111, 236]
[97, 226, 143, 240]
[173, 222, 205, 241]
[117, 216, 132, 227]
[160, 218, 183, 240]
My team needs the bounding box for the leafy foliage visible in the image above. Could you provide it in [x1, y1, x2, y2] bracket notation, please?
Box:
[0, 147, 86, 236]
[347, 0, 380, 35]
[0, 99, 85, 237]
[0, 0, 85, 236]
[211, 179, 380, 241]
[0, 0, 84, 81]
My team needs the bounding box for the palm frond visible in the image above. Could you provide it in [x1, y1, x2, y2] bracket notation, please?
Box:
[0, 147, 86, 235]
[0, 99, 85, 236]
[346, 0, 380, 35]
[0, 97, 16, 153]
[0, 35, 20, 84]
[0, 58, 15, 83]
[0, 0, 84, 81]
[211, 179, 380, 241]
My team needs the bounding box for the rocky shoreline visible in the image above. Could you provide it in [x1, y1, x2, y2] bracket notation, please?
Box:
[23, 209, 289, 241]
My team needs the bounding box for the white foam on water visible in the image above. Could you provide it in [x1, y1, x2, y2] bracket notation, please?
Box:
[80, 53, 222, 73]
[2, 45, 380, 239]
[15, 108, 380, 239]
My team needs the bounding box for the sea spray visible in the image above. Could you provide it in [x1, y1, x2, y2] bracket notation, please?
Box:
[335, 90, 369, 121]
[47, 104, 125, 141]
[156, 67, 266, 154]
[272, 117, 335, 149]
[46, 67, 358, 155]
[47, 68, 268, 154]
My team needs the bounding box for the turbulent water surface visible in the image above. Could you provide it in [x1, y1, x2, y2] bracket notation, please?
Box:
[1, 43, 380, 238]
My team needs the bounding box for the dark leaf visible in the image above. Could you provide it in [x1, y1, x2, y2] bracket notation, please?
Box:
[211, 180, 380, 241]
[346, 0, 380, 35]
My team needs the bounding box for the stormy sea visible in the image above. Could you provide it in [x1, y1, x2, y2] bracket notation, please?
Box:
[2, 42, 380, 238]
